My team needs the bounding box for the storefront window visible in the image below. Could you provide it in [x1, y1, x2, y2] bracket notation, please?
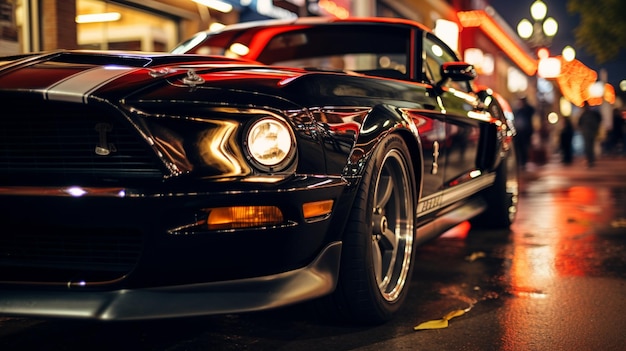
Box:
[0, 0, 28, 55]
[77, 0, 177, 52]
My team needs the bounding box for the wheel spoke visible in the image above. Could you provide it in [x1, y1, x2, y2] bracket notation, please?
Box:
[377, 227, 398, 289]
[372, 236, 383, 284]
[376, 174, 394, 209]
[373, 162, 402, 290]
[379, 227, 397, 250]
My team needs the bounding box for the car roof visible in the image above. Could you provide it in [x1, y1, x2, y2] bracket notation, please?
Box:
[206, 16, 431, 34]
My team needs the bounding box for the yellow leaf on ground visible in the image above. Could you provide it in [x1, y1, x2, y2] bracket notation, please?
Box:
[414, 318, 449, 330]
[443, 309, 466, 320]
[414, 309, 468, 330]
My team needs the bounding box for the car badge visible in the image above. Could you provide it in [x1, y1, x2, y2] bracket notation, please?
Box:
[431, 141, 440, 175]
[94, 122, 116, 156]
[182, 69, 205, 87]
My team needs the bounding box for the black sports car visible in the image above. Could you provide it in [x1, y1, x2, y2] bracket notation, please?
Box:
[0, 17, 517, 323]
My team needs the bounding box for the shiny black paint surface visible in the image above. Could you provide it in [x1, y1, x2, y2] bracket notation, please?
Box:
[0, 18, 514, 320]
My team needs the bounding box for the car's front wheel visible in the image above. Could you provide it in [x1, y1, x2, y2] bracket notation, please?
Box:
[331, 135, 417, 324]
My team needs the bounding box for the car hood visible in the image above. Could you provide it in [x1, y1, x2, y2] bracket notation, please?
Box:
[0, 51, 330, 185]
[0, 50, 412, 184]
[0, 50, 311, 107]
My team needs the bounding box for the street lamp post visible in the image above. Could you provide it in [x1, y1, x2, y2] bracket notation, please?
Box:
[516, 0, 560, 164]
[517, 0, 558, 48]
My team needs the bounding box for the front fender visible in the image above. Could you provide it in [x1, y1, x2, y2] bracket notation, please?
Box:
[315, 103, 424, 243]
[344, 104, 422, 182]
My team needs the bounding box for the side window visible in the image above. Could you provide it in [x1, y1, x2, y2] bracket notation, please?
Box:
[423, 34, 469, 92]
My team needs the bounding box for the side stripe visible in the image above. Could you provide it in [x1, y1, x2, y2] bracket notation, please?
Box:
[44, 66, 137, 103]
[417, 173, 496, 217]
[440, 173, 495, 207]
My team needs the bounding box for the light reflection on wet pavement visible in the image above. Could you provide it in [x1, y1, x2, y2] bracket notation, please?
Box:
[495, 158, 626, 350]
[400, 157, 626, 351]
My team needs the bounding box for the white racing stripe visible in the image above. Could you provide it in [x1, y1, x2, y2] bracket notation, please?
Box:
[44, 66, 137, 103]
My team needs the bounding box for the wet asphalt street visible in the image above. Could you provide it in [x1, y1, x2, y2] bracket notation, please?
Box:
[1, 156, 625, 351]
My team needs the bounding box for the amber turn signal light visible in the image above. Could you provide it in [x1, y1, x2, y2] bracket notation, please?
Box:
[302, 200, 334, 220]
[206, 206, 283, 230]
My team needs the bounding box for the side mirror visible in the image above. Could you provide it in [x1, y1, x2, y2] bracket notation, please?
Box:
[438, 62, 477, 86]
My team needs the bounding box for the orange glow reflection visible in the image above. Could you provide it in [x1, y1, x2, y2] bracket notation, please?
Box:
[440, 220, 471, 239]
[509, 185, 607, 288]
[501, 183, 613, 346]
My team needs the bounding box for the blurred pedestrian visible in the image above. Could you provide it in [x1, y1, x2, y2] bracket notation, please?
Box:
[578, 101, 602, 167]
[559, 116, 574, 165]
[607, 108, 624, 156]
[513, 97, 535, 169]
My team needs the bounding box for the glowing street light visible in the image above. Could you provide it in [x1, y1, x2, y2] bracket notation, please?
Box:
[543, 17, 558, 37]
[530, 0, 547, 21]
[562, 46, 576, 62]
[517, 19, 533, 40]
[516, 0, 558, 49]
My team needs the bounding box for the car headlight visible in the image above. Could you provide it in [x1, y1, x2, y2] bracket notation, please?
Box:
[245, 117, 296, 171]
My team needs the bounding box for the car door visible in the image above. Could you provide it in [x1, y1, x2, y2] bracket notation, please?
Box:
[394, 31, 447, 227]
[422, 33, 490, 210]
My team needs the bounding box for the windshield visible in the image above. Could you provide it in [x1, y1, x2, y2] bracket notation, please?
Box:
[174, 24, 413, 80]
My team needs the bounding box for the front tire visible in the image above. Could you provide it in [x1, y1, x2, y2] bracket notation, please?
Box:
[332, 135, 417, 324]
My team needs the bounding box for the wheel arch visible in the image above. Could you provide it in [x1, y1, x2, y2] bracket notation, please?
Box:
[347, 104, 424, 190]
[393, 128, 423, 205]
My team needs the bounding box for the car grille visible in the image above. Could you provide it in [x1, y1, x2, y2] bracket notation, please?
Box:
[0, 100, 164, 185]
[0, 225, 143, 283]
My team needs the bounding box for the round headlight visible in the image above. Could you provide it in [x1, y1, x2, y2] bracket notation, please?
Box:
[245, 117, 296, 171]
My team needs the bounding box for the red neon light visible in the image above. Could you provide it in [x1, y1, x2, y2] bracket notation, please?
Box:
[458, 10, 537, 76]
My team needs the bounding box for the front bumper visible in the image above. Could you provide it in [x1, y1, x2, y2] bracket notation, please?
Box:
[0, 176, 349, 302]
[0, 241, 341, 320]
